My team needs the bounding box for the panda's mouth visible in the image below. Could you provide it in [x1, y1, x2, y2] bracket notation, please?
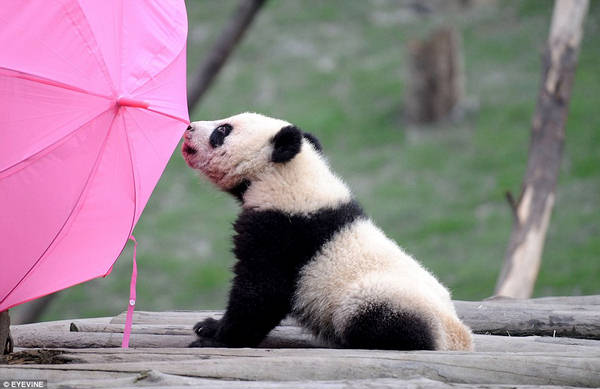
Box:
[182, 143, 197, 155]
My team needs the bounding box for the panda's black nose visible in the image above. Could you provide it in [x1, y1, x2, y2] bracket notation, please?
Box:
[186, 125, 194, 132]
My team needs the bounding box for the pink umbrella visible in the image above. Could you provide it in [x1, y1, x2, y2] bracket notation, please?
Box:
[0, 0, 189, 342]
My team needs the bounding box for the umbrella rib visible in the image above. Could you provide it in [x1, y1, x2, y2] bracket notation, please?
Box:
[122, 109, 139, 235]
[118, 45, 189, 124]
[127, 34, 187, 96]
[0, 111, 121, 306]
[99, 110, 139, 279]
[0, 10, 113, 96]
[126, 108, 163, 160]
[129, 45, 186, 97]
[118, 0, 124, 92]
[126, 44, 189, 126]
[63, 1, 116, 94]
[145, 107, 190, 125]
[0, 106, 114, 177]
[0, 67, 113, 101]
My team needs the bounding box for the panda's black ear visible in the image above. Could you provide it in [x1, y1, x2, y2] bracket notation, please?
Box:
[271, 125, 303, 163]
[303, 132, 322, 152]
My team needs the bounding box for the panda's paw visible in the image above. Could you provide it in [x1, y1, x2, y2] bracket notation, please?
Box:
[189, 337, 227, 348]
[193, 317, 220, 338]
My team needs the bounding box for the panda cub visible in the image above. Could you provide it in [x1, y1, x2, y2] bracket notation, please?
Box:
[182, 112, 472, 351]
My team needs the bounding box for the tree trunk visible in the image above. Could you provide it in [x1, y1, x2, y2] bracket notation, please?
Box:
[0, 310, 13, 354]
[187, 0, 267, 112]
[405, 26, 464, 123]
[495, 0, 589, 299]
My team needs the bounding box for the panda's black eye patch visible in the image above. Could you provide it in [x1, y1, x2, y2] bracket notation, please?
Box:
[209, 124, 233, 148]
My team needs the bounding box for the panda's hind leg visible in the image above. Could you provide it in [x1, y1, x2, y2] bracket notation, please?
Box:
[440, 314, 473, 351]
[339, 302, 436, 350]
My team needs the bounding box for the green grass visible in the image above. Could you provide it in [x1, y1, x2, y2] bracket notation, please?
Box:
[27, 1, 599, 322]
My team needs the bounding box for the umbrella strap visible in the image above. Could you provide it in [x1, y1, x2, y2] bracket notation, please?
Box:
[121, 236, 138, 348]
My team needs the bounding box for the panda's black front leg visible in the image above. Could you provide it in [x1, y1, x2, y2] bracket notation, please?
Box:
[190, 269, 291, 348]
[191, 317, 222, 347]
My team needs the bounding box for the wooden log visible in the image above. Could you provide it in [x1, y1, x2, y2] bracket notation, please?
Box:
[11, 295, 600, 350]
[0, 366, 136, 382]
[5, 348, 600, 386]
[488, 295, 600, 306]
[495, 0, 589, 299]
[72, 322, 322, 348]
[108, 299, 600, 340]
[10, 325, 600, 352]
[71, 323, 195, 335]
[14, 345, 600, 361]
[110, 310, 298, 327]
[52, 346, 600, 364]
[14, 324, 320, 349]
[2, 369, 588, 389]
[455, 300, 600, 339]
[0, 365, 587, 389]
[110, 310, 224, 325]
[187, 0, 267, 111]
[14, 328, 600, 353]
[9, 316, 111, 337]
[12, 330, 194, 349]
[8, 317, 111, 348]
[69, 321, 600, 353]
[73, 321, 299, 337]
[11, 318, 600, 353]
[473, 334, 600, 353]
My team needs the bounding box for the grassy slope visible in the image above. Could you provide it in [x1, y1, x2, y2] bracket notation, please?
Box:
[38, 1, 599, 321]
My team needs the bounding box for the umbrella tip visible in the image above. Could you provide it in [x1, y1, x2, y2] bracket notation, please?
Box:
[117, 96, 149, 109]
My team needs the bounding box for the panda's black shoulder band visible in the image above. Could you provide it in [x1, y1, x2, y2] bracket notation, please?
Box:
[233, 199, 365, 273]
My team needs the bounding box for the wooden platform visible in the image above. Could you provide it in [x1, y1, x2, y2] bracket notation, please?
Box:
[2, 296, 600, 388]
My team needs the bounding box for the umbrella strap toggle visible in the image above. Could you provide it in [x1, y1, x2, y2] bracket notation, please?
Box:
[121, 236, 138, 348]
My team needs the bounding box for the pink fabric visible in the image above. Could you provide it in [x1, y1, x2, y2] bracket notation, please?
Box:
[0, 1, 189, 312]
[121, 236, 138, 348]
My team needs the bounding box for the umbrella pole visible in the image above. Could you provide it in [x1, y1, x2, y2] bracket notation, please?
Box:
[0, 310, 13, 354]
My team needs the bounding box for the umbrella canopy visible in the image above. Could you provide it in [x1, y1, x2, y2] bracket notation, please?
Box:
[0, 1, 189, 311]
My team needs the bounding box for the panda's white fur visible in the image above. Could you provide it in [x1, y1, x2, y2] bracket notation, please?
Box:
[295, 218, 470, 350]
[184, 113, 351, 214]
[183, 112, 472, 351]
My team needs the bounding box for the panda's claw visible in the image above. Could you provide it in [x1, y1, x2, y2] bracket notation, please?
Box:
[193, 317, 220, 338]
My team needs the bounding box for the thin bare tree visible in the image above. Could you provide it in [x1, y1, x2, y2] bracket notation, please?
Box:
[187, 0, 267, 112]
[495, 0, 589, 298]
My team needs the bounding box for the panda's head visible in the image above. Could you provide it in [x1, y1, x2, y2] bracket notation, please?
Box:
[182, 112, 324, 201]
